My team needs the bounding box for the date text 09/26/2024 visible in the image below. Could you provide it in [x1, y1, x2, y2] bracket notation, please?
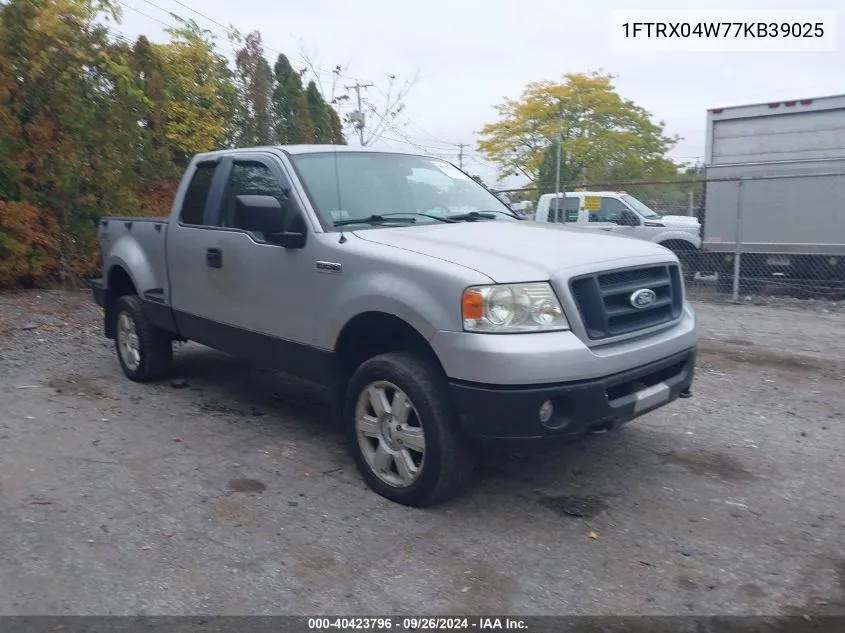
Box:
[307, 617, 528, 630]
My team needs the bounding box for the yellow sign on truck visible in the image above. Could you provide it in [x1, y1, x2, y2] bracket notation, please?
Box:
[584, 196, 601, 211]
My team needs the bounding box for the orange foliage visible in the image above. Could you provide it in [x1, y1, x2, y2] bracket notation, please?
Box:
[136, 179, 180, 217]
[0, 201, 59, 287]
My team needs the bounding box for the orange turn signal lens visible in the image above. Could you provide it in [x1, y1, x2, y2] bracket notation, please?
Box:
[462, 289, 484, 321]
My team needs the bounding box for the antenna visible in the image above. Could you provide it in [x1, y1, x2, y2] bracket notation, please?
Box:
[333, 143, 346, 243]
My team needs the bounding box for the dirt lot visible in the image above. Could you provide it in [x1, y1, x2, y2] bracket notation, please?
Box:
[1, 290, 844, 616]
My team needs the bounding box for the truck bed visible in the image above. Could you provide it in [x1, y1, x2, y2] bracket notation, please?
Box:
[98, 215, 171, 302]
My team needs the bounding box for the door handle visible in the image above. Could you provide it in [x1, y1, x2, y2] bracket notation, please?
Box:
[206, 248, 222, 268]
[600, 227, 613, 231]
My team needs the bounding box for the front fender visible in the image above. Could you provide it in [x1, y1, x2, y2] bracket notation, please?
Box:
[321, 271, 456, 350]
[654, 231, 702, 250]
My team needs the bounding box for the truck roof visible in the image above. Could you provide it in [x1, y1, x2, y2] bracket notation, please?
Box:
[707, 93, 845, 116]
[194, 144, 426, 161]
[705, 93, 845, 165]
[539, 191, 626, 198]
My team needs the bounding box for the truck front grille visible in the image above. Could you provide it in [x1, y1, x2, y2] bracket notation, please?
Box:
[569, 264, 683, 340]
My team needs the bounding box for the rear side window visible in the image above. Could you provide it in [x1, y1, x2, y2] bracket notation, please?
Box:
[547, 196, 579, 223]
[179, 163, 217, 225]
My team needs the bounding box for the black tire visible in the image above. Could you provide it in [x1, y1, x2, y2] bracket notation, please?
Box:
[114, 295, 173, 382]
[716, 263, 761, 296]
[664, 245, 698, 282]
[343, 351, 475, 507]
[716, 269, 733, 294]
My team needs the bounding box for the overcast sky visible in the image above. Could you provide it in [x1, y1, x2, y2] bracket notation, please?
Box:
[114, 0, 844, 187]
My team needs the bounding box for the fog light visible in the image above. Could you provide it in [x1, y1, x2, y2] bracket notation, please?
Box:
[539, 400, 554, 424]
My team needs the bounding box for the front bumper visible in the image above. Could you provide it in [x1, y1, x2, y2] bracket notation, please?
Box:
[449, 346, 696, 441]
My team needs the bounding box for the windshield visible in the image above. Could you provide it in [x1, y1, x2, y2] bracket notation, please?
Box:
[621, 194, 660, 219]
[288, 151, 519, 229]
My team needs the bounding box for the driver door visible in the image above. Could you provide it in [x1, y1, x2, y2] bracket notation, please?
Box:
[585, 197, 640, 239]
[206, 153, 315, 344]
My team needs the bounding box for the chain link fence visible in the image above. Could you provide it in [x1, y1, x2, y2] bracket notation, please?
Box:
[494, 170, 845, 302]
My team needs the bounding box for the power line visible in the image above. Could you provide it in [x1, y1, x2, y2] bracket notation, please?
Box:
[375, 135, 499, 171]
[165, 0, 230, 34]
[125, 0, 239, 57]
[404, 120, 458, 148]
[118, 0, 174, 29]
[121, 0, 455, 155]
[154, 0, 353, 83]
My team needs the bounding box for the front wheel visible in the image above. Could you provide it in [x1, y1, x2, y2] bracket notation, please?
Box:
[344, 351, 475, 507]
[669, 247, 698, 283]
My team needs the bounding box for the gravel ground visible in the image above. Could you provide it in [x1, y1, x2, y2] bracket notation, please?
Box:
[0, 289, 843, 617]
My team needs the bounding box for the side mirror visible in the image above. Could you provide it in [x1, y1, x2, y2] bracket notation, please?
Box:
[235, 195, 285, 234]
[234, 194, 307, 249]
[620, 212, 639, 227]
[266, 231, 306, 249]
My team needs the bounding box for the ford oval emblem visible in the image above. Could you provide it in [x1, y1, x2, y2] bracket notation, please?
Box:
[630, 288, 657, 309]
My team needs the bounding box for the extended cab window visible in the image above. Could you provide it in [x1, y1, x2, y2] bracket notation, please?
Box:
[179, 163, 216, 225]
[547, 197, 579, 223]
[219, 161, 291, 239]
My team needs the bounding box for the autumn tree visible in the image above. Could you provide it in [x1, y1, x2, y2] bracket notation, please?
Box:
[0, 3, 361, 288]
[0, 50, 19, 201]
[156, 17, 237, 165]
[477, 71, 679, 186]
[1, 0, 146, 282]
[0, 201, 58, 287]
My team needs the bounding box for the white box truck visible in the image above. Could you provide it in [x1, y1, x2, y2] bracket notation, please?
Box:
[702, 94, 845, 293]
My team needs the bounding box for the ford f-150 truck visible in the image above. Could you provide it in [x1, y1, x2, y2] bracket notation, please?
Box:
[90, 145, 698, 507]
[532, 191, 702, 279]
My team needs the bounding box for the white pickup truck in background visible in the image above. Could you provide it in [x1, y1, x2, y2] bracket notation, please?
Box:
[533, 191, 702, 278]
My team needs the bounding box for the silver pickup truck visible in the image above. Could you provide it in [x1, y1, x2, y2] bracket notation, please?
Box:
[90, 145, 698, 507]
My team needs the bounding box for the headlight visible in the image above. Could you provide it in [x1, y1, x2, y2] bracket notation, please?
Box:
[462, 282, 569, 333]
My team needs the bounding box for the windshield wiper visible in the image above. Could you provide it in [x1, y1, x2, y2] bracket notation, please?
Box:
[333, 213, 417, 227]
[446, 211, 500, 222]
[333, 212, 454, 227]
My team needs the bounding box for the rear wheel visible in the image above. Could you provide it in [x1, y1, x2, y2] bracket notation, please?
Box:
[716, 259, 762, 295]
[344, 351, 475, 507]
[114, 295, 173, 382]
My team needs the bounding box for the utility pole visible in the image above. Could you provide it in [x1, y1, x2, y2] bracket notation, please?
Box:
[344, 80, 374, 145]
[456, 143, 469, 170]
[554, 108, 565, 222]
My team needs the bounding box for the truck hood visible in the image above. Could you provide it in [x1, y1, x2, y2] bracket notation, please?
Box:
[352, 221, 675, 283]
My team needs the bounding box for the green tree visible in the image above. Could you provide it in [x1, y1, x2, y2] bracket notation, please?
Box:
[129, 35, 176, 185]
[232, 30, 274, 146]
[305, 80, 345, 144]
[478, 71, 679, 184]
[271, 53, 313, 144]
